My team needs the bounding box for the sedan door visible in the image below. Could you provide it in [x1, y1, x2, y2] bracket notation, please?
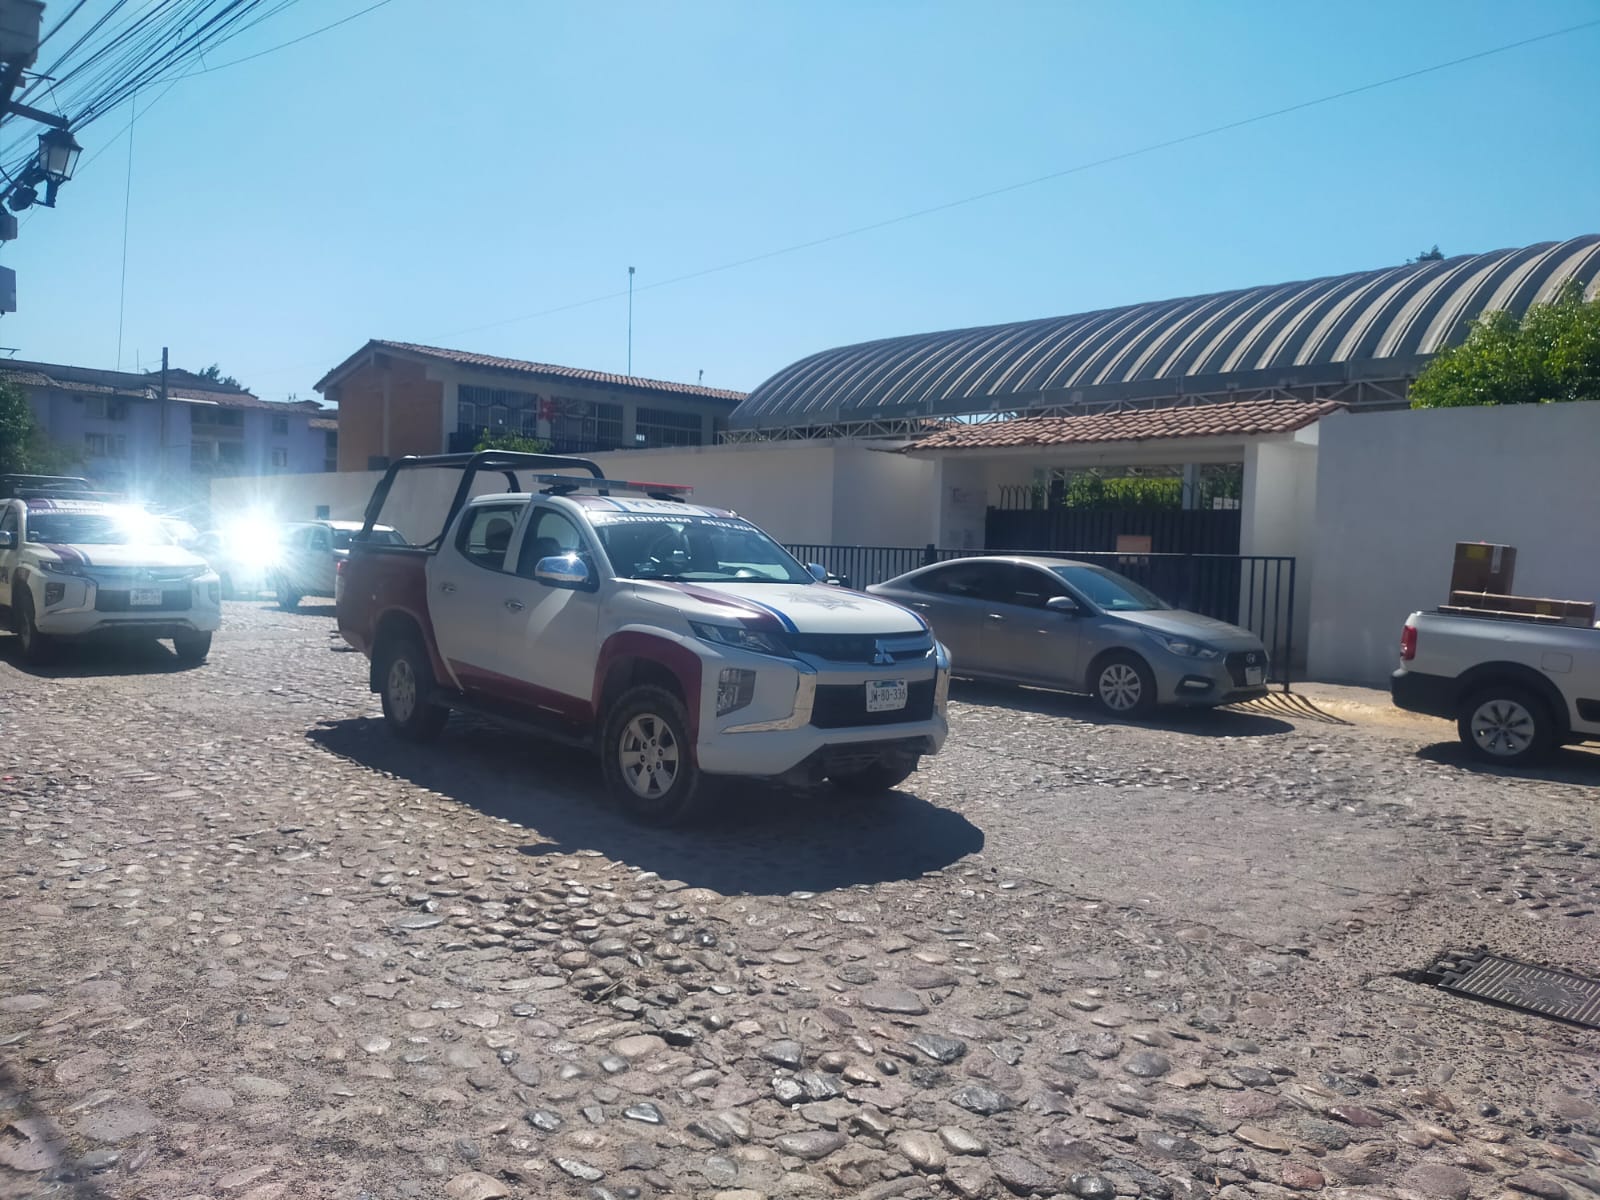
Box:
[892, 561, 1017, 679]
[982, 563, 1086, 687]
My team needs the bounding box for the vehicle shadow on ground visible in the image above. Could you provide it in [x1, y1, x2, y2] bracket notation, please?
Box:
[949, 679, 1296, 737]
[308, 717, 985, 895]
[269, 603, 339, 618]
[0, 632, 199, 678]
[1415, 740, 1600, 785]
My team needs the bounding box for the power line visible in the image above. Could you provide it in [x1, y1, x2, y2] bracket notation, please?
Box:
[115, 90, 137, 369]
[184, 0, 398, 74]
[432, 16, 1600, 342]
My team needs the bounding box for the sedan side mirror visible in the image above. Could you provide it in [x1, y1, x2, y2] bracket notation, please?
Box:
[806, 562, 829, 582]
[534, 554, 592, 591]
[0, 529, 13, 550]
[1046, 595, 1080, 615]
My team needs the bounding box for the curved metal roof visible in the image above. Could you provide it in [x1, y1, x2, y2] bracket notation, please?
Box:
[733, 235, 1600, 430]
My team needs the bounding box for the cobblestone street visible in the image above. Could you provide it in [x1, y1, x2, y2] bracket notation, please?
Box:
[2, 603, 1597, 1200]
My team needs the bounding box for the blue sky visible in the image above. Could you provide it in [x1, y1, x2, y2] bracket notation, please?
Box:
[4, 0, 1599, 403]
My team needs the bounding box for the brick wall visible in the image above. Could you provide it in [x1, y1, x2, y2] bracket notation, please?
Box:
[333, 353, 444, 471]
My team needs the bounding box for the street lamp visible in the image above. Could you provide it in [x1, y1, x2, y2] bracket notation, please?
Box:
[36, 127, 82, 206]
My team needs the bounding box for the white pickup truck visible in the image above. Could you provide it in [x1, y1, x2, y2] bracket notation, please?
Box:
[1392, 608, 1600, 764]
[0, 486, 221, 663]
[338, 451, 951, 825]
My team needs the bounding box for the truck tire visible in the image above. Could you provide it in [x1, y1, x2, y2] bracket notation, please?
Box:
[1090, 651, 1157, 719]
[173, 631, 213, 664]
[1458, 685, 1555, 766]
[378, 635, 448, 742]
[13, 588, 54, 664]
[830, 757, 919, 796]
[601, 685, 715, 826]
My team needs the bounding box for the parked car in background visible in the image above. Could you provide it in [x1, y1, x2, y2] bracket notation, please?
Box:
[868, 555, 1269, 717]
[0, 493, 221, 663]
[195, 525, 277, 599]
[1392, 609, 1600, 765]
[272, 519, 403, 609]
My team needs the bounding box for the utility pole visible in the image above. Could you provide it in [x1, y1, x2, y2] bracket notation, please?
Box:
[159, 346, 168, 494]
[627, 266, 635, 377]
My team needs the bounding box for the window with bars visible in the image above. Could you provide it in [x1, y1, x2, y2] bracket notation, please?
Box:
[459, 385, 540, 435]
[84, 432, 127, 457]
[548, 398, 625, 450]
[635, 406, 703, 447]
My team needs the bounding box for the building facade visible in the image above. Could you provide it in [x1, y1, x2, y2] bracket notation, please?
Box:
[314, 340, 745, 471]
[1, 359, 332, 511]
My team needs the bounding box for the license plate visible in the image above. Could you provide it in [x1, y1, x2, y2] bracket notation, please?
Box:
[1245, 666, 1264, 686]
[130, 588, 163, 607]
[866, 679, 908, 713]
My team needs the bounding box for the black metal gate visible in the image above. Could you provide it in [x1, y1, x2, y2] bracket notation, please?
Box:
[984, 506, 1242, 556]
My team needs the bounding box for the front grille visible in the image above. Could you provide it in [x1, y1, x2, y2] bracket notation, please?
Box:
[788, 632, 933, 664]
[1224, 650, 1268, 687]
[812, 679, 936, 728]
[96, 590, 191, 612]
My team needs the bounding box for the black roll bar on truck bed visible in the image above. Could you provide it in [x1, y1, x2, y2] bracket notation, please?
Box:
[360, 451, 608, 549]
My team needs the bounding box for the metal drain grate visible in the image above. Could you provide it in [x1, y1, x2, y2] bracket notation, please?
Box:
[1414, 950, 1600, 1030]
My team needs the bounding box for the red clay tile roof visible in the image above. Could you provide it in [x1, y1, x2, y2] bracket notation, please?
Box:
[309, 417, 338, 431]
[906, 399, 1343, 452]
[316, 339, 745, 403]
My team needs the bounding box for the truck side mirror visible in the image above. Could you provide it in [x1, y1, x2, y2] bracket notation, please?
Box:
[806, 562, 828, 582]
[535, 554, 592, 591]
[0, 529, 13, 550]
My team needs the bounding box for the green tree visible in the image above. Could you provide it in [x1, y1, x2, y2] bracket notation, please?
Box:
[198, 363, 245, 390]
[1411, 245, 1444, 263]
[1409, 280, 1600, 408]
[473, 429, 552, 454]
[0, 380, 78, 474]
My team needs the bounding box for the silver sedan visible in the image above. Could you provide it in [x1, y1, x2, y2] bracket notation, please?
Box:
[868, 555, 1270, 717]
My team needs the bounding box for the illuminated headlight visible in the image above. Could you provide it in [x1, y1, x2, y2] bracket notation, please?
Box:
[690, 621, 793, 658]
[716, 668, 757, 716]
[38, 559, 85, 577]
[1149, 632, 1221, 660]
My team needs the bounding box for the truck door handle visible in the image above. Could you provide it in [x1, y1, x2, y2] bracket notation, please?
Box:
[439, 582, 457, 594]
[504, 599, 525, 611]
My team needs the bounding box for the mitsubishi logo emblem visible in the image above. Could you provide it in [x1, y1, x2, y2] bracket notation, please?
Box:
[871, 640, 893, 665]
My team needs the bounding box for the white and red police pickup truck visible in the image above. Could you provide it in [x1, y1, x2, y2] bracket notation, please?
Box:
[0, 479, 221, 663]
[337, 452, 951, 824]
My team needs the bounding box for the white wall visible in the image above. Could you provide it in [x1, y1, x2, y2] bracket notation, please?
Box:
[587, 443, 837, 544]
[830, 446, 938, 548]
[1241, 435, 1318, 663]
[209, 440, 937, 549]
[1309, 404, 1600, 685]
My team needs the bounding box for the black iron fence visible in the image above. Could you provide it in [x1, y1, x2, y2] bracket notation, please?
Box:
[784, 543, 1298, 685]
[986, 505, 1242, 556]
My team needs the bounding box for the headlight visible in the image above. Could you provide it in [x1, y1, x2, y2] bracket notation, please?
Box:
[689, 621, 793, 658]
[38, 560, 85, 577]
[1150, 632, 1220, 660]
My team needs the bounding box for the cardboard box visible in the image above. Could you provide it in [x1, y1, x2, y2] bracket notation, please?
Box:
[1450, 542, 1516, 594]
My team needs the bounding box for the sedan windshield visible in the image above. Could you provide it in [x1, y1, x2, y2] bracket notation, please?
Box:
[27, 510, 172, 546]
[1051, 565, 1169, 612]
[595, 514, 809, 583]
